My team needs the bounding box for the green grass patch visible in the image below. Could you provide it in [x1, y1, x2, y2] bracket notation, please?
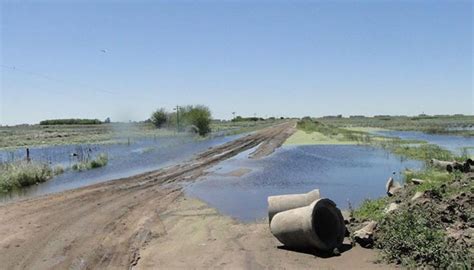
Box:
[352, 197, 388, 222]
[405, 168, 471, 196]
[72, 153, 108, 171]
[284, 130, 356, 145]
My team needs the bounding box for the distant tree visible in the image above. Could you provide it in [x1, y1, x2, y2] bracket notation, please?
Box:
[150, 108, 168, 128]
[104, 117, 111, 123]
[232, 116, 243, 122]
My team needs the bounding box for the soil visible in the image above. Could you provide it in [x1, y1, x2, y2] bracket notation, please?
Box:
[0, 122, 390, 269]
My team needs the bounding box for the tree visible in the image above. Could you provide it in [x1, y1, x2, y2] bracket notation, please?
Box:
[182, 105, 212, 136]
[150, 108, 168, 128]
[104, 117, 111, 123]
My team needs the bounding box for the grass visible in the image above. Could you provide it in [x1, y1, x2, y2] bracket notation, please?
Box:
[377, 204, 471, 268]
[284, 130, 356, 145]
[352, 161, 473, 268]
[0, 161, 57, 193]
[405, 168, 472, 195]
[286, 119, 377, 145]
[0, 120, 284, 150]
[352, 197, 388, 222]
[72, 153, 108, 171]
[388, 143, 454, 161]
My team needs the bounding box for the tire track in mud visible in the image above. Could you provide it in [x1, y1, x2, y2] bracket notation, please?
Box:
[0, 121, 296, 270]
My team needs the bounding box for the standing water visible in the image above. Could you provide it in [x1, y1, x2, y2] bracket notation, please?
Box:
[371, 130, 474, 155]
[0, 133, 244, 203]
[185, 145, 423, 222]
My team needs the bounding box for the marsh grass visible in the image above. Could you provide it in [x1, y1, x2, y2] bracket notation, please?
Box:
[388, 143, 454, 161]
[72, 153, 108, 171]
[0, 161, 55, 192]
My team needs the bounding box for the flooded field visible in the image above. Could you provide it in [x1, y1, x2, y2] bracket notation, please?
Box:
[186, 144, 422, 222]
[372, 130, 474, 154]
[0, 133, 243, 203]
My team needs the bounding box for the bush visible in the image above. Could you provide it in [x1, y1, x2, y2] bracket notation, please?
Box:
[150, 108, 168, 128]
[180, 105, 212, 136]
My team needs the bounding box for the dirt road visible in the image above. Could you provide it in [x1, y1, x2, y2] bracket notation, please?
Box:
[0, 122, 387, 269]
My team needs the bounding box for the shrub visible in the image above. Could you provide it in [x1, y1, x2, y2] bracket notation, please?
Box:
[180, 105, 212, 136]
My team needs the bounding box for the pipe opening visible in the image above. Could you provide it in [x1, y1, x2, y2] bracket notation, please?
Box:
[312, 200, 342, 249]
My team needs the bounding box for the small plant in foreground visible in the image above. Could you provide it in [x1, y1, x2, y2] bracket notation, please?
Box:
[352, 197, 388, 222]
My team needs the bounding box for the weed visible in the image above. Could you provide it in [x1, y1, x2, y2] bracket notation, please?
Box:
[377, 205, 471, 268]
[0, 161, 54, 192]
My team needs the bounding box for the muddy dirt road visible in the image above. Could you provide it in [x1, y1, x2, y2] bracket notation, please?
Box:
[0, 122, 387, 269]
[0, 122, 295, 269]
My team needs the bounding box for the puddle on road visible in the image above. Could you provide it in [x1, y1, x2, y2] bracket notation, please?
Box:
[185, 144, 423, 222]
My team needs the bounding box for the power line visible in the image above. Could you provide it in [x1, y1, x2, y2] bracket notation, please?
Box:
[1, 64, 117, 95]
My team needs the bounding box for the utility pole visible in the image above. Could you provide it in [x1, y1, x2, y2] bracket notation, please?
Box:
[175, 105, 180, 133]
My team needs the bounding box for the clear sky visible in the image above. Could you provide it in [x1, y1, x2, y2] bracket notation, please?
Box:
[1, 0, 472, 125]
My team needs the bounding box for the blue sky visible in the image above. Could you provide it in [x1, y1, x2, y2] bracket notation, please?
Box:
[1, 0, 472, 124]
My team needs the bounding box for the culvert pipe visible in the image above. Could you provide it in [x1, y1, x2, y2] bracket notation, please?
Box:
[267, 189, 320, 223]
[270, 198, 345, 251]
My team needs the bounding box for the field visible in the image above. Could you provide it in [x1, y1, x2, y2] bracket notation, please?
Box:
[317, 115, 474, 135]
[0, 118, 472, 269]
[0, 120, 281, 150]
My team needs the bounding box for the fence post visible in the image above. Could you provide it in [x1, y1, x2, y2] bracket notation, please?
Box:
[26, 148, 31, 163]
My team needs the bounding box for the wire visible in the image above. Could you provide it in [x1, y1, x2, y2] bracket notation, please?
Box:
[1, 64, 117, 95]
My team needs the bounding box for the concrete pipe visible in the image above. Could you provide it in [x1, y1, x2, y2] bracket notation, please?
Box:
[270, 198, 345, 251]
[268, 189, 321, 223]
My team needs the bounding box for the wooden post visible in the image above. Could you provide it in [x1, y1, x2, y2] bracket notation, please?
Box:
[26, 148, 31, 163]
